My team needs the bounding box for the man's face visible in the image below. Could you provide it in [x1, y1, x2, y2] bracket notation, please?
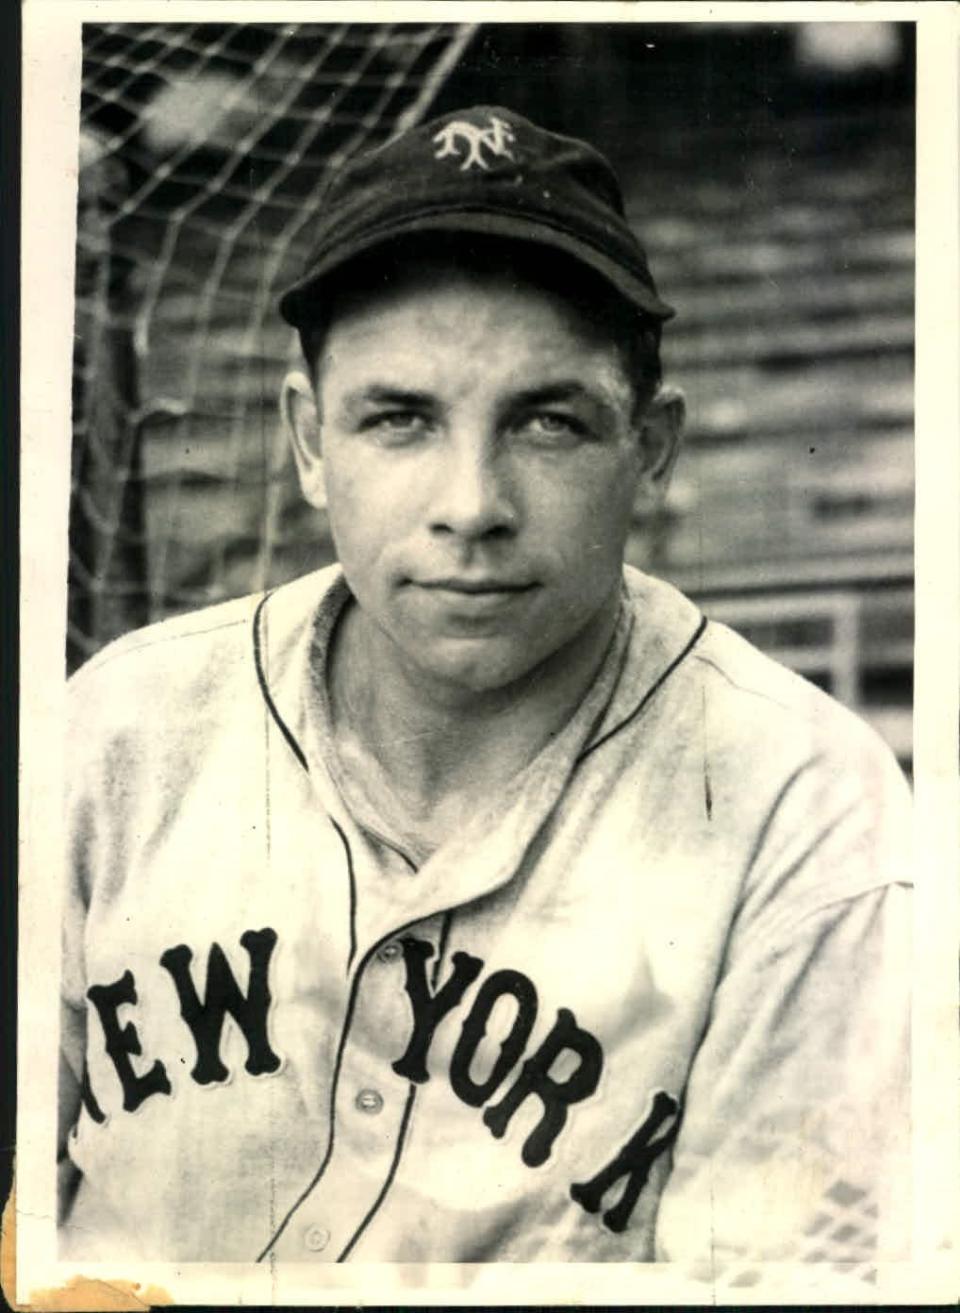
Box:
[287, 262, 675, 696]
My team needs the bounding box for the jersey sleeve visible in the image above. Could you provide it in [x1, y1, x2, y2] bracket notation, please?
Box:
[654, 732, 912, 1275]
[58, 663, 108, 1217]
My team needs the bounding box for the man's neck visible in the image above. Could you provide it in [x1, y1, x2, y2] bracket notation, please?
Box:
[328, 591, 622, 826]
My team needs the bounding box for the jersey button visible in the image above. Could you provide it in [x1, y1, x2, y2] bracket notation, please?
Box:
[355, 1088, 384, 1114]
[377, 941, 402, 963]
[304, 1224, 330, 1253]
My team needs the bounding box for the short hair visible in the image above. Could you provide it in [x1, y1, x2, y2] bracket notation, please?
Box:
[295, 233, 663, 419]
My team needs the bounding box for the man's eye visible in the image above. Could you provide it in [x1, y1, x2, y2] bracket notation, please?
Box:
[519, 412, 588, 445]
[360, 412, 429, 442]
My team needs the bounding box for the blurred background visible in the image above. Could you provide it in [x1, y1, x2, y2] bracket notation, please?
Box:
[71, 20, 915, 770]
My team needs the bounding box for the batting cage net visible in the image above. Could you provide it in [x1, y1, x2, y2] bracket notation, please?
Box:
[70, 21, 475, 672]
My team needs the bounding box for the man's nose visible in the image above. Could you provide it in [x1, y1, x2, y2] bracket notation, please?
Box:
[428, 440, 518, 540]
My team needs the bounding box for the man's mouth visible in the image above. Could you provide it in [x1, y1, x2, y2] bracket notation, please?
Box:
[408, 578, 540, 620]
[415, 578, 537, 595]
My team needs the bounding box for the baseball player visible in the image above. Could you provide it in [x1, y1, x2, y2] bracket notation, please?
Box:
[58, 106, 911, 1271]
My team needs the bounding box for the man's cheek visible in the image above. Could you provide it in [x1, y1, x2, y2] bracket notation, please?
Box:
[340, 468, 425, 541]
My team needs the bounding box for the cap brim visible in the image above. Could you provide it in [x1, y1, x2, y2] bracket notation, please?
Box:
[279, 210, 675, 326]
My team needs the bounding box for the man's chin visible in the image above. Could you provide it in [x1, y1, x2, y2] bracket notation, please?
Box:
[401, 633, 543, 698]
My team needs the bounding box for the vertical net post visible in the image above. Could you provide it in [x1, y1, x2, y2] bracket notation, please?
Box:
[69, 129, 148, 672]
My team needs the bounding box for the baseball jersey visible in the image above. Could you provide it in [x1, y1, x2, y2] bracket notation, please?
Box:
[58, 564, 911, 1274]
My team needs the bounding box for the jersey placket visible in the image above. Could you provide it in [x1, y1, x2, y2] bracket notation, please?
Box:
[263, 834, 446, 1262]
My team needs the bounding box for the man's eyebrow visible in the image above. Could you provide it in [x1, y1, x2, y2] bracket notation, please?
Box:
[504, 381, 617, 412]
[339, 385, 435, 411]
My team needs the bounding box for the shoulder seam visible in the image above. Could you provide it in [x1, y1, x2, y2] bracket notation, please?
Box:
[691, 649, 810, 715]
[74, 613, 253, 679]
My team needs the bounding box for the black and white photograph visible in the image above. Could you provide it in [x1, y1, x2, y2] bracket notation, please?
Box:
[15, 2, 960, 1306]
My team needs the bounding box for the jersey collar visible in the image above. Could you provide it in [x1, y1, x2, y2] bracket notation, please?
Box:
[251, 564, 707, 937]
[577, 567, 707, 763]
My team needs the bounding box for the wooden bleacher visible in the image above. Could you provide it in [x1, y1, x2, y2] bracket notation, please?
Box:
[619, 99, 913, 766]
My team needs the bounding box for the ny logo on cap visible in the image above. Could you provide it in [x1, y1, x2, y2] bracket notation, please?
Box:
[433, 115, 516, 172]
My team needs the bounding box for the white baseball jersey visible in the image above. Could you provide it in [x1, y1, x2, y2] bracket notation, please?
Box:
[59, 564, 911, 1274]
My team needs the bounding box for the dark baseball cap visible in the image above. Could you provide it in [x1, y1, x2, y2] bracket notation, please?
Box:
[278, 105, 675, 328]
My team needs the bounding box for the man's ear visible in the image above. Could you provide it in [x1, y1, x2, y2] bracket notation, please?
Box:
[634, 383, 685, 505]
[281, 369, 327, 511]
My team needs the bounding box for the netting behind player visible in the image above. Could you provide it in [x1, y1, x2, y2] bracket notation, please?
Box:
[70, 21, 476, 671]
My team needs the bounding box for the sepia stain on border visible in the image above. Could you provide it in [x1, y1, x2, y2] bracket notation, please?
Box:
[2, 1181, 172, 1312]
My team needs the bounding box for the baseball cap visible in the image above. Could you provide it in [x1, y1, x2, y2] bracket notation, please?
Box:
[278, 105, 675, 327]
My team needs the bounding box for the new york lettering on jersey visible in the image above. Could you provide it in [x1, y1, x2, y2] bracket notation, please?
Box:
[81, 924, 682, 1241]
